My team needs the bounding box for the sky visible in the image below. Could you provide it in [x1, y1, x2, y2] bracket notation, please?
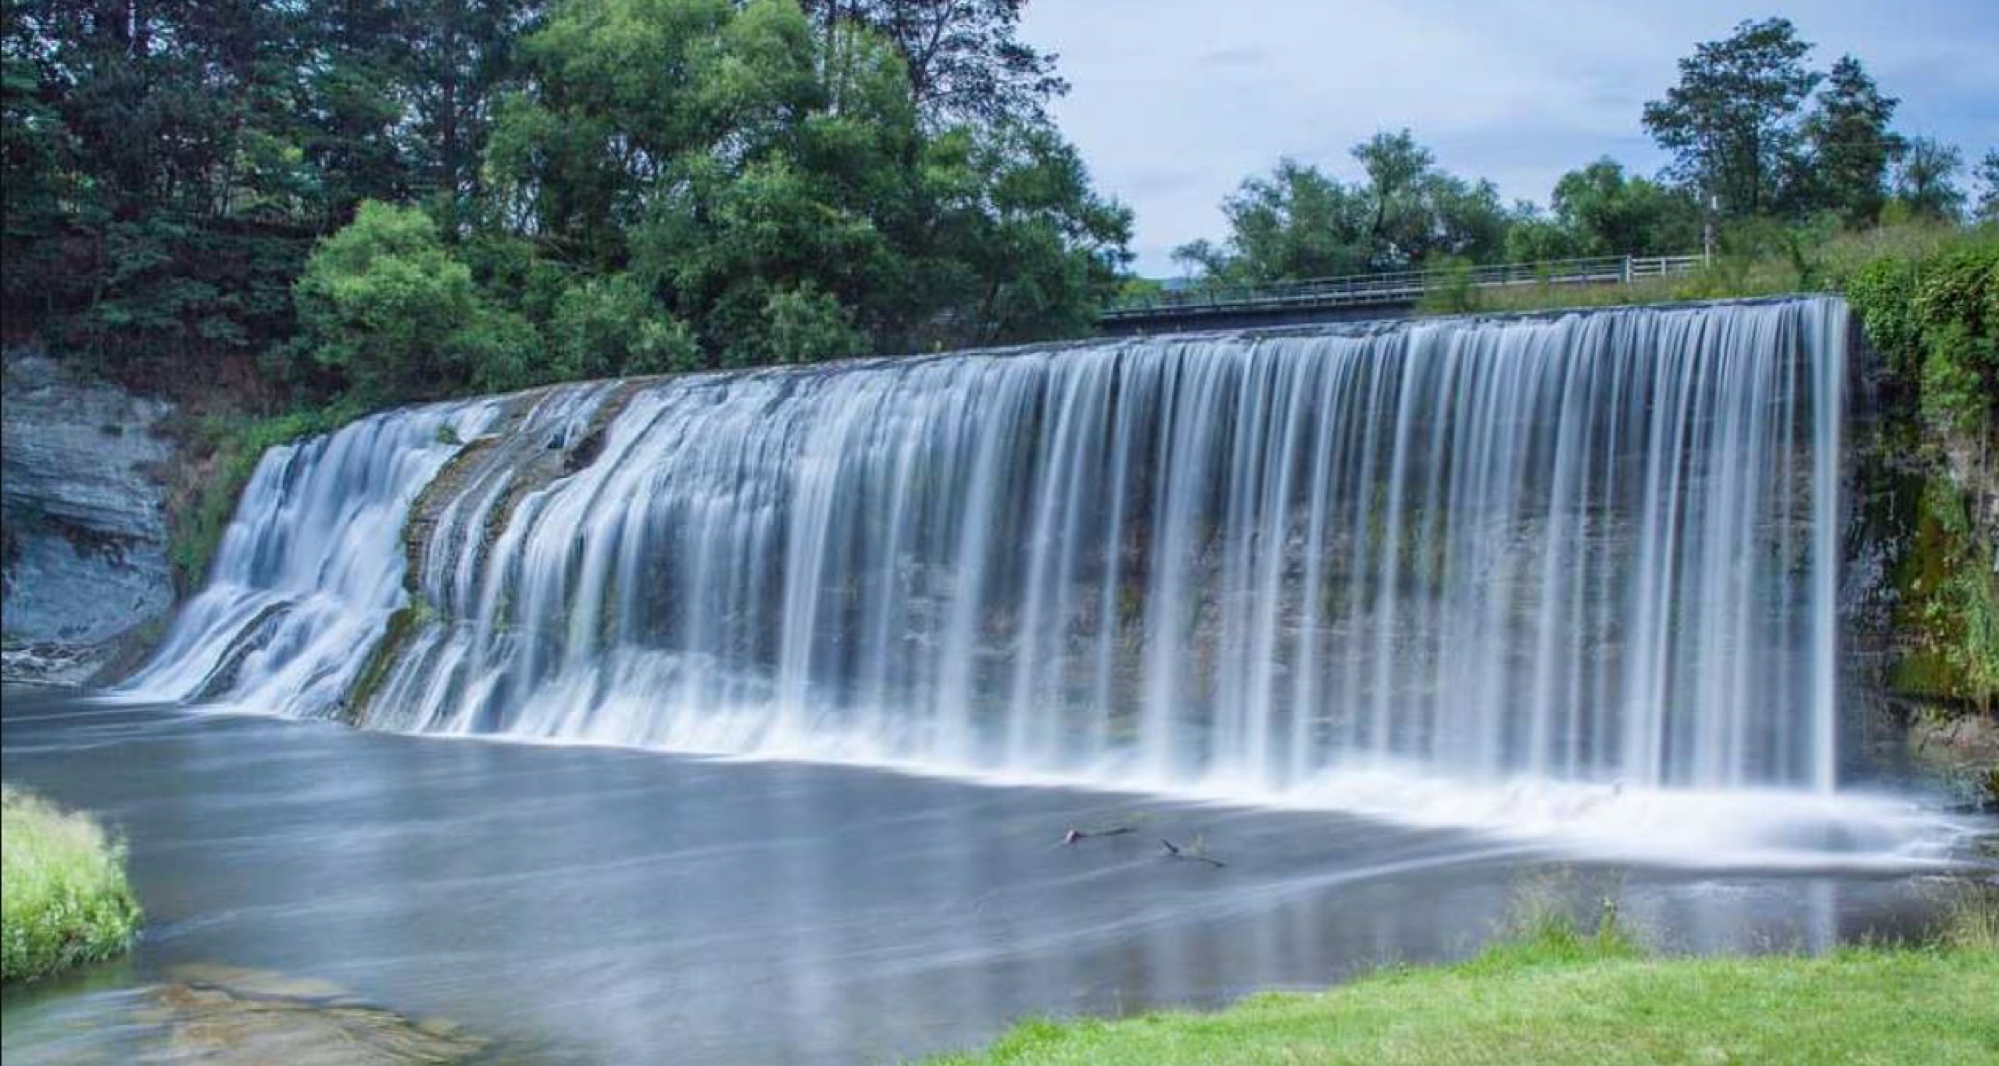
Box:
[1020, 1, 1999, 275]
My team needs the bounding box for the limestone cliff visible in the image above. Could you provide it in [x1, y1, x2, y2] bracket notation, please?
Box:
[2, 352, 176, 681]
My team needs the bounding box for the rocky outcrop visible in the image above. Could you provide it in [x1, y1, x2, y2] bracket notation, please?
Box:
[2, 352, 176, 681]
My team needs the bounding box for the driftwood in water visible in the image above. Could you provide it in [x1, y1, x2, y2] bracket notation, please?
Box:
[1160, 837, 1226, 868]
[1060, 826, 1136, 846]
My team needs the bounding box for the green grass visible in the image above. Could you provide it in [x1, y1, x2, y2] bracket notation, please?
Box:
[932, 887, 1999, 1066]
[1, 787, 143, 984]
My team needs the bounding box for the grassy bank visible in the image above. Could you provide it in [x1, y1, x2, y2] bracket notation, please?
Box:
[1416, 220, 1986, 317]
[935, 890, 1999, 1066]
[0, 787, 143, 983]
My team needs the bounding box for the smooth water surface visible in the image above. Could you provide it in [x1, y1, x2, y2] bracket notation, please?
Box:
[4, 687, 1986, 1063]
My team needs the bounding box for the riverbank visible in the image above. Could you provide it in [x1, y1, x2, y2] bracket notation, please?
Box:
[936, 891, 1999, 1065]
[1, 787, 142, 983]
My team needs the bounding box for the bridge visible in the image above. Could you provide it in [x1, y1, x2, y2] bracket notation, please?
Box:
[1099, 253, 1706, 334]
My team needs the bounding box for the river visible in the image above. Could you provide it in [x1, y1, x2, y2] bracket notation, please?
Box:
[3, 686, 1983, 1064]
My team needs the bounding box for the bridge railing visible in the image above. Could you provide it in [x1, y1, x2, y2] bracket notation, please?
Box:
[1103, 253, 1707, 321]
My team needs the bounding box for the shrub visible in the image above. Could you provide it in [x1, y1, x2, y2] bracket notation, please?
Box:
[1, 787, 143, 983]
[722, 283, 866, 367]
[549, 274, 703, 381]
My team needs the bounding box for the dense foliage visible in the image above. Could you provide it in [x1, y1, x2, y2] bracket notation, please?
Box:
[1846, 232, 1999, 711]
[3, 0, 1130, 405]
[1, 787, 142, 983]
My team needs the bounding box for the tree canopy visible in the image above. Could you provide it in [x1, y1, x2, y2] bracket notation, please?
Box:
[1172, 130, 1507, 285]
[2, 0, 1129, 402]
[1642, 17, 1820, 219]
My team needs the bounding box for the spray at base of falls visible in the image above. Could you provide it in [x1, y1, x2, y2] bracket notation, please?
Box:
[114, 297, 1969, 863]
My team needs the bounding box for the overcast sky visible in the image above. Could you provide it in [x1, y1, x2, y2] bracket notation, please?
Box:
[1020, 1, 1999, 275]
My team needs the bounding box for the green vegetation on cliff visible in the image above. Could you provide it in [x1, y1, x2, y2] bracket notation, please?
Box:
[1846, 231, 1999, 716]
[165, 402, 366, 591]
[1, 787, 143, 983]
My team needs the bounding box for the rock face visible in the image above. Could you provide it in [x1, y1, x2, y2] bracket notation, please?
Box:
[2, 352, 176, 677]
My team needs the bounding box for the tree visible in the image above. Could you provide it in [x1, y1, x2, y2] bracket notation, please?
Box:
[293, 201, 536, 400]
[798, 0, 1065, 129]
[496, 0, 1125, 365]
[1177, 131, 1508, 284]
[1175, 159, 1367, 284]
[1643, 18, 1820, 218]
[402, 0, 539, 215]
[1797, 56, 1903, 225]
[1547, 158, 1702, 255]
[6, 0, 1123, 399]
[1896, 137, 1966, 222]
[1974, 149, 1999, 223]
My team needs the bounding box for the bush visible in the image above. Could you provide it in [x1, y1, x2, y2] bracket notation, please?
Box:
[1, 787, 143, 983]
[1845, 230, 1999, 432]
[549, 274, 702, 381]
[722, 283, 866, 367]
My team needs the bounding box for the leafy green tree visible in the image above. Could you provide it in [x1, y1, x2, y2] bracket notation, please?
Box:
[1349, 129, 1511, 271]
[1796, 56, 1903, 225]
[799, 0, 1065, 128]
[1501, 207, 1587, 262]
[930, 121, 1132, 344]
[293, 201, 536, 400]
[1548, 158, 1701, 255]
[494, 0, 1124, 364]
[1896, 137, 1966, 222]
[1643, 18, 1820, 218]
[1174, 160, 1366, 284]
[1175, 131, 1507, 283]
[402, 0, 539, 213]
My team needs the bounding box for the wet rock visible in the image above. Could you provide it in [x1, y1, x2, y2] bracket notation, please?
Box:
[135, 964, 487, 1065]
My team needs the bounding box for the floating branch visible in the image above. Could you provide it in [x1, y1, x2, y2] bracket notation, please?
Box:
[1160, 837, 1226, 868]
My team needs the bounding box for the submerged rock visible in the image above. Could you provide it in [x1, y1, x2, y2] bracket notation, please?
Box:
[136, 965, 486, 1065]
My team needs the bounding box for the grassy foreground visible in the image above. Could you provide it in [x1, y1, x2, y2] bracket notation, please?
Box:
[935, 893, 1999, 1066]
[1, 787, 143, 983]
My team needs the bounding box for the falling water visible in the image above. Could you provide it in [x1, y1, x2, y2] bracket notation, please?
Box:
[124, 298, 1853, 799]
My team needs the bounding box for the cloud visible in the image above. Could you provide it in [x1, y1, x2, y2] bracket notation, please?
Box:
[1023, 0, 1999, 275]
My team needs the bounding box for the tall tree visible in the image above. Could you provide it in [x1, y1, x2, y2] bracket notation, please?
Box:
[1642, 18, 1819, 218]
[402, 0, 539, 215]
[1895, 137, 1965, 221]
[1797, 55, 1903, 225]
[799, 0, 1064, 129]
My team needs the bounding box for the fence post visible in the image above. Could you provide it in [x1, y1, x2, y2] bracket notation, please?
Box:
[1621, 255, 1631, 285]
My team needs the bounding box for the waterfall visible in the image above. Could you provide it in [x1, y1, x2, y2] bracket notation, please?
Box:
[119, 402, 500, 718]
[124, 297, 1855, 800]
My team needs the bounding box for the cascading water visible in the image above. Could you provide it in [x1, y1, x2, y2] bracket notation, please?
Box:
[120, 402, 499, 717]
[124, 298, 1877, 835]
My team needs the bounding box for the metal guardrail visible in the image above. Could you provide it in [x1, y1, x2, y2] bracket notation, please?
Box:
[1103, 254, 1707, 322]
